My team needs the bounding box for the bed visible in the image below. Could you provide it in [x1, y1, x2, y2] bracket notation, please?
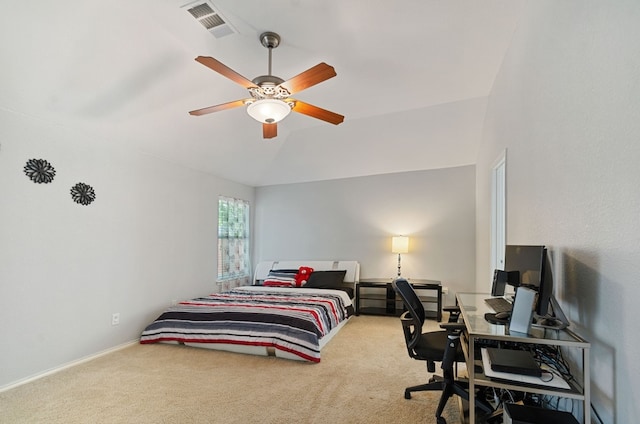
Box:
[140, 260, 360, 362]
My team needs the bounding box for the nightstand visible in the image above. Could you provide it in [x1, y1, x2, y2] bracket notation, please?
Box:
[355, 278, 442, 321]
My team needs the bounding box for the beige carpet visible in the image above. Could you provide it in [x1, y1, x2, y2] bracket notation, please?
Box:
[0, 315, 460, 424]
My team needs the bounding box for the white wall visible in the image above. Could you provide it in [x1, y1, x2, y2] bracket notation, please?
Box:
[254, 166, 476, 306]
[476, 1, 640, 422]
[0, 110, 254, 389]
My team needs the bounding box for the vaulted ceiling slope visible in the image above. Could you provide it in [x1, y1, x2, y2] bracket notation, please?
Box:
[0, 0, 523, 186]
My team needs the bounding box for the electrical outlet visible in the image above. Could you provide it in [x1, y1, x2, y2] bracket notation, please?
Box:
[442, 286, 449, 295]
[171, 299, 178, 306]
[111, 313, 120, 326]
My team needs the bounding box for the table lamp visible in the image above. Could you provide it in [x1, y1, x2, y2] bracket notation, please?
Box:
[392, 236, 409, 277]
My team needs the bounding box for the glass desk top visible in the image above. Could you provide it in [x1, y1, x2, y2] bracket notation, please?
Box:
[456, 292, 589, 347]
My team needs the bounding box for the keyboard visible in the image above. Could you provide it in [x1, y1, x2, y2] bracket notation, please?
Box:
[484, 297, 513, 313]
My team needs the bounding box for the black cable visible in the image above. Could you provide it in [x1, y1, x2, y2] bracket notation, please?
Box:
[591, 402, 605, 424]
[487, 343, 592, 421]
[532, 344, 575, 384]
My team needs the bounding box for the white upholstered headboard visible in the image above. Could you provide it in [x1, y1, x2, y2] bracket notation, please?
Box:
[254, 260, 360, 285]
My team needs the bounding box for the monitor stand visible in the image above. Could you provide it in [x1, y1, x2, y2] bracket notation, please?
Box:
[531, 296, 569, 330]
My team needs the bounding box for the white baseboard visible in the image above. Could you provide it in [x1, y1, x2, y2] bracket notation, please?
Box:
[0, 340, 139, 393]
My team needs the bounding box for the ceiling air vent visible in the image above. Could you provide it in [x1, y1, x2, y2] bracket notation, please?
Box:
[182, 1, 236, 38]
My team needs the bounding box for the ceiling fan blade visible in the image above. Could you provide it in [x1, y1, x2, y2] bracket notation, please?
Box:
[292, 100, 344, 125]
[263, 123, 277, 139]
[189, 99, 247, 116]
[280, 63, 337, 94]
[195, 56, 257, 89]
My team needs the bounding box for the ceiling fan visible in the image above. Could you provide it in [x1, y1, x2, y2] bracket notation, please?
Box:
[188, 31, 344, 139]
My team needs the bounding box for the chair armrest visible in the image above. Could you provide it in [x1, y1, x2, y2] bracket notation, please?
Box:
[439, 322, 466, 332]
[443, 305, 461, 323]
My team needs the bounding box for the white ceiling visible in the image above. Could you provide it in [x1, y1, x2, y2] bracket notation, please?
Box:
[1, 0, 523, 186]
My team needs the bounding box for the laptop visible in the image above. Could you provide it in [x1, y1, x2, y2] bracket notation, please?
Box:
[485, 347, 542, 377]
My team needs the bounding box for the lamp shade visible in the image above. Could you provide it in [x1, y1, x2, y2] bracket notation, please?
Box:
[246, 99, 292, 123]
[392, 236, 409, 254]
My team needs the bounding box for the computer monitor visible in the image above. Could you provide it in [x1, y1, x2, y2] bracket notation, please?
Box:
[491, 269, 508, 296]
[503, 245, 551, 316]
[537, 251, 554, 317]
[498, 245, 568, 329]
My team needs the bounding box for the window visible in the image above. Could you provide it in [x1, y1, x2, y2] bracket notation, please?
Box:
[217, 196, 250, 286]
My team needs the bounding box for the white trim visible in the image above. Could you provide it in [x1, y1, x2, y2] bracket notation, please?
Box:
[0, 340, 138, 393]
[490, 149, 507, 287]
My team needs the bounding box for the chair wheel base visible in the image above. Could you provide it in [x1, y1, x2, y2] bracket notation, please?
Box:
[404, 390, 411, 399]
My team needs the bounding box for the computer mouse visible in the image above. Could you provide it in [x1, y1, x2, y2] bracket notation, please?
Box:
[495, 311, 511, 320]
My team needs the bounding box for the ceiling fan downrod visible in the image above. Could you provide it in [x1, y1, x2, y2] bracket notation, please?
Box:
[250, 32, 287, 98]
[259, 31, 280, 77]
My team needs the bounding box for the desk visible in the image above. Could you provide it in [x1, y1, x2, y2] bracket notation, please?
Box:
[356, 279, 442, 321]
[456, 292, 590, 423]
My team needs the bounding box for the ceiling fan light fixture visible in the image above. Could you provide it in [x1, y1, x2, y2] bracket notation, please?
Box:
[246, 99, 292, 124]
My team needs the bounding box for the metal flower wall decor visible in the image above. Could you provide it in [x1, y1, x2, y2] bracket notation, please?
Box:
[21, 158, 97, 206]
[70, 182, 96, 206]
[24, 159, 56, 183]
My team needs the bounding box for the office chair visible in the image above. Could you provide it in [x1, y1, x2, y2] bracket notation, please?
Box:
[393, 278, 496, 424]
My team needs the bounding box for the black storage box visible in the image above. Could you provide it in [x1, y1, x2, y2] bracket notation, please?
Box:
[503, 403, 579, 424]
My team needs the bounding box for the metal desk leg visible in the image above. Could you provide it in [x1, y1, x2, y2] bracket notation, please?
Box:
[469, 335, 476, 424]
[583, 347, 590, 423]
[437, 285, 442, 322]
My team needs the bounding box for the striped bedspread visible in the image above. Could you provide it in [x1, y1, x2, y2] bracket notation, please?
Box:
[140, 286, 353, 362]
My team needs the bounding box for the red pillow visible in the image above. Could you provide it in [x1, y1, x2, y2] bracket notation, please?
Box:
[295, 267, 314, 287]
